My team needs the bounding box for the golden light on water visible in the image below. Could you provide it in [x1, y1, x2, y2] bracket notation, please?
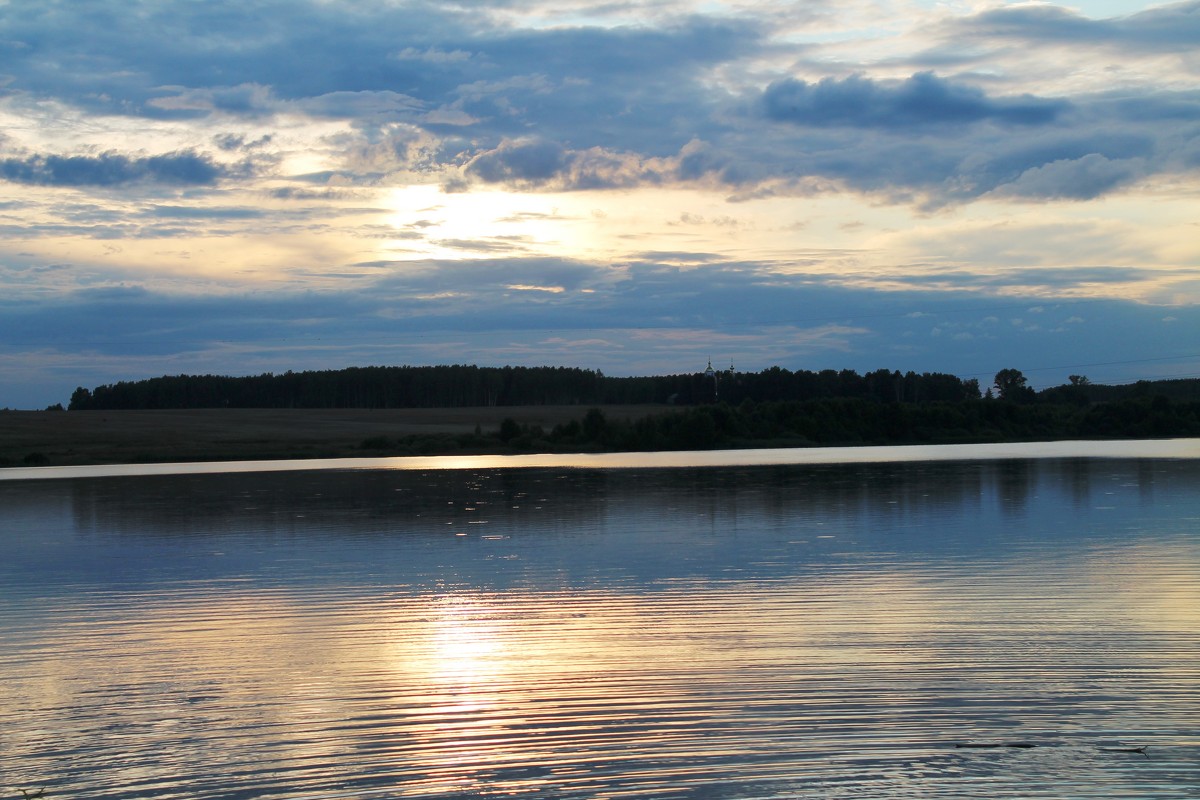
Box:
[6, 567, 1200, 796]
[417, 598, 508, 685]
[3, 458, 1199, 798]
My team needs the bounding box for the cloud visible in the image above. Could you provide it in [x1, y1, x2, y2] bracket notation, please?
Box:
[377, 257, 601, 296]
[266, 186, 356, 201]
[946, 132, 1155, 201]
[630, 251, 721, 264]
[1, 0, 1199, 408]
[4, 1, 1196, 207]
[214, 133, 273, 152]
[391, 46, 476, 64]
[763, 72, 1066, 129]
[466, 139, 571, 184]
[148, 205, 265, 220]
[995, 153, 1140, 200]
[4, 250, 1199, 407]
[147, 83, 278, 116]
[431, 237, 530, 253]
[957, 1, 1200, 52]
[300, 91, 425, 120]
[0, 150, 227, 187]
[336, 123, 439, 175]
[463, 139, 668, 190]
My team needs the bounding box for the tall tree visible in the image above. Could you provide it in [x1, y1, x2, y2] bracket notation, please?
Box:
[994, 368, 1035, 403]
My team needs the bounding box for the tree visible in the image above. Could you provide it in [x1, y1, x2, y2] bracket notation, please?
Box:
[582, 407, 608, 442]
[994, 368, 1035, 403]
[498, 417, 521, 442]
[1068, 375, 1090, 386]
[68, 386, 92, 410]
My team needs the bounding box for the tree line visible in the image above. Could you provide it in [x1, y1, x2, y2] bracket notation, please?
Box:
[358, 394, 1200, 457]
[41, 364, 1200, 460]
[66, 364, 1200, 412]
[552, 394, 1200, 450]
[67, 364, 992, 410]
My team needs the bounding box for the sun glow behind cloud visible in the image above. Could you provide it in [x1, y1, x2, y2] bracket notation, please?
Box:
[385, 186, 587, 261]
[0, 0, 1197, 406]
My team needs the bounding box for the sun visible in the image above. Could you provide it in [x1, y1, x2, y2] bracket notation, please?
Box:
[382, 183, 872, 270]
[384, 185, 578, 260]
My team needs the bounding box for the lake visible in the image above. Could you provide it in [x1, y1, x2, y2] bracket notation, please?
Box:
[2, 441, 1198, 799]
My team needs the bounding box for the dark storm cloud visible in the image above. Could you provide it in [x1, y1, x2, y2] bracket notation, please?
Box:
[763, 72, 1067, 129]
[0, 150, 226, 187]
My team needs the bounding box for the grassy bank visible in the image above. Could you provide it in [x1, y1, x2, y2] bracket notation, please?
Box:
[0, 406, 666, 467]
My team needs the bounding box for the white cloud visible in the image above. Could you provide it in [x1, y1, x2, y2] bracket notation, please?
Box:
[392, 46, 476, 64]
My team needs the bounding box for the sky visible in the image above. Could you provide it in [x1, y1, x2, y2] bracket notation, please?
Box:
[1, 0, 1198, 408]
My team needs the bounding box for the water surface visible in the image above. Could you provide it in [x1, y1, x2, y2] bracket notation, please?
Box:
[2, 449, 1198, 799]
[4, 437, 1197, 481]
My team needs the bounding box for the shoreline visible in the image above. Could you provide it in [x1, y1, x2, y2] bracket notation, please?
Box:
[3, 435, 1198, 482]
[0, 406, 668, 468]
[5, 406, 1199, 475]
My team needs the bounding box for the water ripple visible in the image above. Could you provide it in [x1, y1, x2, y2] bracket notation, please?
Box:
[2, 460, 1198, 798]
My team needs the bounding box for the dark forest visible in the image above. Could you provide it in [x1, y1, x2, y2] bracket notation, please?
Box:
[60, 365, 1200, 454]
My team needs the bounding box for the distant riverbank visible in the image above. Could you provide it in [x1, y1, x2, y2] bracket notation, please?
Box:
[5, 395, 1198, 469]
[0, 406, 666, 468]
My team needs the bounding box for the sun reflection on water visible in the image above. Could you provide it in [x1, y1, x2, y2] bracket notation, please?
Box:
[422, 599, 507, 683]
[2, 459, 1199, 798]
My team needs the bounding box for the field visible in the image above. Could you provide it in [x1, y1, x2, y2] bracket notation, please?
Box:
[0, 405, 668, 467]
